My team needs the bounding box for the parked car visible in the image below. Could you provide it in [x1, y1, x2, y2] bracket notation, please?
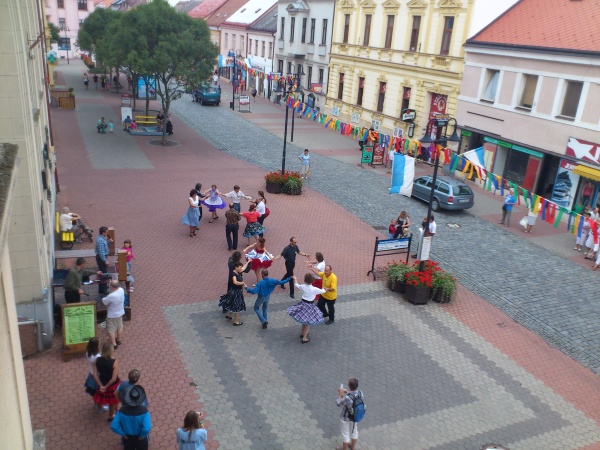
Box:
[193, 85, 221, 105]
[411, 175, 474, 211]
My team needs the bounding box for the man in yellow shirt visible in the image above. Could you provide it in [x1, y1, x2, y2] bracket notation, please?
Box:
[311, 265, 337, 325]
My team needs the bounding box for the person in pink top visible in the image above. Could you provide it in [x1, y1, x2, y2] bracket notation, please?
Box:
[121, 239, 135, 292]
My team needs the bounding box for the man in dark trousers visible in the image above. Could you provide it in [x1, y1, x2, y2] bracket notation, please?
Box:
[110, 385, 152, 450]
[63, 258, 102, 304]
[273, 237, 309, 299]
[225, 203, 241, 251]
[95, 226, 113, 295]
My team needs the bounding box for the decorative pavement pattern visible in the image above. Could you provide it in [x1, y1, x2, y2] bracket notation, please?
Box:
[165, 283, 600, 450]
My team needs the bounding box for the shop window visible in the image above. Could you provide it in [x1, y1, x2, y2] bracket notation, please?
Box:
[290, 17, 295, 42]
[377, 82, 386, 112]
[301, 18, 307, 43]
[310, 19, 316, 44]
[519, 74, 538, 109]
[343, 14, 350, 44]
[440, 16, 454, 55]
[481, 69, 500, 102]
[409, 16, 421, 52]
[384, 15, 394, 49]
[338, 73, 344, 100]
[363, 14, 371, 46]
[321, 19, 328, 45]
[357, 77, 365, 106]
[280, 17, 285, 39]
[559, 80, 583, 119]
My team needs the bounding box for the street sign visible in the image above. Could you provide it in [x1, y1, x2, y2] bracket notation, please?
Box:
[58, 37, 71, 51]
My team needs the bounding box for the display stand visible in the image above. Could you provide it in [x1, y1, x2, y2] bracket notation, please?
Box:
[367, 236, 412, 280]
[238, 95, 251, 113]
[62, 302, 96, 362]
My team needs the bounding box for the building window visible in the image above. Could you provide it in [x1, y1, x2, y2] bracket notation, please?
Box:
[249, 39, 253, 54]
[357, 77, 365, 106]
[232, 35, 236, 51]
[321, 19, 328, 45]
[519, 74, 538, 109]
[286, 61, 292, 75]
[384, 15, 394, 49]
[278, 59, 283, 74]
[57, 0, 64, 7]
[343, 14, 350, 44]
[307, 66, 312, 86]
[363, 14, 371, 46]
[560, 80, 584, 118]
[310, 19, 316, 43]
[224, 33, 228, 48]
[79, 19, 85, 25]
[261, 41, 265, 57]
[290, 17, 295, 42]
[255, 40, 258, 55]
[269, 42, 273, 58]
[78, 0, 87, 11]
[338, 73, 344, 100]
[318, 68, 324, 84]
[409, 16, 421, 51]
[401, 87, 411, 112]
[440, 16, 454, 55]
[59, 18, 66, 30]
[280, 17, 285, 39]
[301, 18, 307, 43]
[377, 82, 386, 112]
[481, 69, 500, 102]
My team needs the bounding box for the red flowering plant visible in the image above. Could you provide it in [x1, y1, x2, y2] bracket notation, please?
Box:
[265, 170, 302, 184]
[404, 267, 433, 288]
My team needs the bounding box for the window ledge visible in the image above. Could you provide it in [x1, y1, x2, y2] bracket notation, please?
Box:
[515, 106, 531, 112]
[555, 115, 575, 122]
[479, 99, 495, 104]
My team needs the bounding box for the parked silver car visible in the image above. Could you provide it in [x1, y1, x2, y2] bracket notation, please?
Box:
[411, 175, 474, 211]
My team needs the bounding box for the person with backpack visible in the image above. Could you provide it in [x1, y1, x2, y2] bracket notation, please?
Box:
[336, 378, 365, 450]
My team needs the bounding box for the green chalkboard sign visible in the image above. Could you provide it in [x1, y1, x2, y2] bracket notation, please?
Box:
[63, 303, 96, 346]
[361, 146, 373, 164]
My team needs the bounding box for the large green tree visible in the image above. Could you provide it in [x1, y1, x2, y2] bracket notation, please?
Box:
[77, 8, 119, 67]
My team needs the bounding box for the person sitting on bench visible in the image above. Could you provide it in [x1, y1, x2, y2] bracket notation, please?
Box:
[123, 115, 133, 131]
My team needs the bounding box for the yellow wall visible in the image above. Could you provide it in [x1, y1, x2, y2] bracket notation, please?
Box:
[326, 0, 474, 137]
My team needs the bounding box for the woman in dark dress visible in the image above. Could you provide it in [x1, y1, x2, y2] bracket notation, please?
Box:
[93, 341, 121, 421]
[219, 261, 250, 326]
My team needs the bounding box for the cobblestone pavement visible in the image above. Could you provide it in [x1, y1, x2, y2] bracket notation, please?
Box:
[171, 96, 600, 375]
[22, 62, 600, 450]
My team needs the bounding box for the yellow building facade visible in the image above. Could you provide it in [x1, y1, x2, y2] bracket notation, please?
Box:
[325, 0, 475, 139]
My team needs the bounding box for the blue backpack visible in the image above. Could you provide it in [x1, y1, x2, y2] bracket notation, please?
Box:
[348, 392, 366, 423]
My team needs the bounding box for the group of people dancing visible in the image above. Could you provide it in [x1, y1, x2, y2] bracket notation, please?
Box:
[181, 183, 269, 240]
[218, 240, 337, 344]
[575, 206, 600, 270]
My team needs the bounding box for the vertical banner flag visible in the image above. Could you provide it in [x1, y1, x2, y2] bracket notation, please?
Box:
[390, 154, 415, 197]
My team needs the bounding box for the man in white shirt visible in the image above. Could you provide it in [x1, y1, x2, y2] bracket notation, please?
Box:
[223, 185, 250, 213]
[425, 215, 437, 236]
[102, 280, 125, 349]
[59, 207, 81, 232]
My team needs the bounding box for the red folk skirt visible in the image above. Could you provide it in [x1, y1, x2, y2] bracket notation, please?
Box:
[93, 379, 121, 406]
[312, 278, 323, 301]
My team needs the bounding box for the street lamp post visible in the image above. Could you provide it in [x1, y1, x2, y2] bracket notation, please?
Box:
[63, 26, 70, 65]
[229, 50, 237, 110]
[288, 64, 305, 142]
[281, 88, 291, 174]
[417, 117, 460, 271]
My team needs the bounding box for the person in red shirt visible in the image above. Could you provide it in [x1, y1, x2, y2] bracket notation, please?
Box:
[240, 204, 264, 244]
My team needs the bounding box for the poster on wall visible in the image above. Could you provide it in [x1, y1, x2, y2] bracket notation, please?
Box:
[551, 159, 580, 210]
[428, 93, 447, 138]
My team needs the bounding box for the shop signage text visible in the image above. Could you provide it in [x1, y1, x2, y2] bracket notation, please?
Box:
[401, 108, 416, 122]
[566, 137, 600, 166]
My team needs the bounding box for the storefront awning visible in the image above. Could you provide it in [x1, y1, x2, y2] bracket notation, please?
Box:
[573, 165, 600, 182]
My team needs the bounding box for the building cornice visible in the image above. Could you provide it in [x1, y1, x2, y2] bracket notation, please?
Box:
[465, 41, 600, 61]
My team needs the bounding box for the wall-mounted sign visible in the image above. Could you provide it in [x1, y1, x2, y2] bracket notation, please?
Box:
[310, 83, 323, 93]
[332, 106, 340, 117]
[566, 137, 600, 165]
[372, 120, 381, 131]
[351, 113, 360, 124]
[401, 108, 416, 122]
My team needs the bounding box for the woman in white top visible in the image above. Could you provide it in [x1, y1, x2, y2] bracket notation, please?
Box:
[84, 337, 107, 411]
[305, 252, 325, 300]
[287, 273, 326, 343]
[253, 191, 268, 237]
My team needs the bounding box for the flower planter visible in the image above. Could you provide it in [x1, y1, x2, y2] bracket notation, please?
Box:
[265, 181, 282, 194]
[284, 186, 302, 195]
[430, 289, 453, 304]
[404, 284, 430, 305]
[387, 279, 406, 293]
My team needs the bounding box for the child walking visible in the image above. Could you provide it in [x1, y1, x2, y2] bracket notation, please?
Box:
[108, 120, 114, 133]
[121, 239, 135, 291]
[298, 149, 311, 179]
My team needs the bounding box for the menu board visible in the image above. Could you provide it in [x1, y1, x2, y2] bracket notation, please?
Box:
[361, 146, 373, 164]
[372, 145, 385, 165]
[63, 303, 96, 346]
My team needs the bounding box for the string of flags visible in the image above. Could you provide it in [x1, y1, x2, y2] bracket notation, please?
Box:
[449, 153, 588, 236]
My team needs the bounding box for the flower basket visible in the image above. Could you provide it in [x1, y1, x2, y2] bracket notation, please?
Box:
[386, 261, 410, 293]
[402, 263, 433, 305]
[282, 177, 302, 195]
[430, 270, 456, 303]
[405, 284, 431, 305]
[264, 170, 302, 195]
[265, 181, 282, 194]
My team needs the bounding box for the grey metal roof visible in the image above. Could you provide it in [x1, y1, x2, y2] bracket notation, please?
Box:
[247, 4, 277, 32]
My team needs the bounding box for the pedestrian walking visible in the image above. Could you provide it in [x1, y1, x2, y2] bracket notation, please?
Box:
[84, 337, 107, 411]
[95, 226, 112, 295]
[100, 75, 106, 90]
[311, 264, 337, 325]
[93, 341, 121, 421]
[177, 411, 208, 450]
[244, 238, 274, 284]
[93, 74, 98, 90]
[305, 252, 325, 300]
[64, 257, 102, 304]
[110, 384, 152, 450]
[83, 73, 89, 89]
[499, 188, 516, 227]
[218, 261, 250, 326]
[246, 269, 291, 329]
[225, 203, 241, 251]
[108, 120, 114, 133]
[273, 237, 310, 299]
[287, 274, 325, 343]
[240, 204, 264, 243]
[202, 185, 226, 223]
[223, 185, 251, 213]
[182, 189, 201, 237]
[102, 280, 125, 350]
[298, 149, 311, 179]
[336, 378, 364, 450]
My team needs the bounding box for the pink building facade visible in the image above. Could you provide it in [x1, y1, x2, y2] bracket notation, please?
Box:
[45, 0, 94, 59]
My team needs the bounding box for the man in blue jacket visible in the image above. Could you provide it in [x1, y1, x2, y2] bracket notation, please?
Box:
[110, 385, 152, 450]
[245, 269, 291, 329]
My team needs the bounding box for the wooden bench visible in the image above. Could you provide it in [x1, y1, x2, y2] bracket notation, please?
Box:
[134, 115, 158, 125]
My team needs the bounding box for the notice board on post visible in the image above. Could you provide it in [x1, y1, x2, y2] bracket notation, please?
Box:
[62, 302, 96, 361]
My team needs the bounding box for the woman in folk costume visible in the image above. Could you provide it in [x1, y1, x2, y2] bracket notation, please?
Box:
[202, 184, 227, 223]
[584, 215, 599, 260]
[244, 237, 273, 285]
[575, 212, 591, 252]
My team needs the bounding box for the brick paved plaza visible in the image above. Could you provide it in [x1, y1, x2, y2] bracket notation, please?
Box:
[23, 61, 600, 449]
